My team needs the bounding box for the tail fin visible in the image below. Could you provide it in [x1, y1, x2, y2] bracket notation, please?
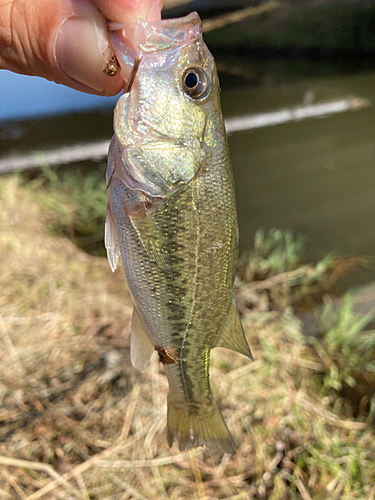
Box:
[167, 398, 236, 455]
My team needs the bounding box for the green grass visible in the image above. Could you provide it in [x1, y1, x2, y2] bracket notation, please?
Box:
[0, 174, 375, 499]
[24, 161, 108, 254]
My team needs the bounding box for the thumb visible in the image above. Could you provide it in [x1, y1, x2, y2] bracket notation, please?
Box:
[0, 0, 124, 95]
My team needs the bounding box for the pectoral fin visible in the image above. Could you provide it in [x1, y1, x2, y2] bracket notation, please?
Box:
[130, 308, 155, 372]
[129, 211, 171, 273]
[105, 203, 120, 272]
[215, 300, 253, 360]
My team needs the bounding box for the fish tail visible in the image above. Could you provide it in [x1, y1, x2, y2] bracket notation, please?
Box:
[167, 398, 236, 455]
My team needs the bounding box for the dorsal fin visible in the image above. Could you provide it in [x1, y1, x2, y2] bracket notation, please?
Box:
[215, 300, 253, 360]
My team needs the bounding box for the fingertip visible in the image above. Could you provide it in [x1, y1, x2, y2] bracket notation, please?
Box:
[102, 74, 126, 97]
[57, 71, 125, 97]
[148, 0, 163, 21]
[93, 0, 162, 24]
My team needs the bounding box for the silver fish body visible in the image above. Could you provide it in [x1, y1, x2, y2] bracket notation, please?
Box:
[106, 13, 251, 454]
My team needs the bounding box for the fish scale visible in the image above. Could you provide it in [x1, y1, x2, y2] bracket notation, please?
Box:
[105, 12, 252, 454]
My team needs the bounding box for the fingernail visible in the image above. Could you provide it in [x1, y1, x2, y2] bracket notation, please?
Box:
[148, 0, 162, 21]
[56, 17, 110, 92]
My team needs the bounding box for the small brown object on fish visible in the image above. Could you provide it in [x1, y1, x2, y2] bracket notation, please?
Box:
[155, 346, 178, 365]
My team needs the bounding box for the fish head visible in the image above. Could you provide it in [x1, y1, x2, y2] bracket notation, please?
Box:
[110, 13, 223, 199]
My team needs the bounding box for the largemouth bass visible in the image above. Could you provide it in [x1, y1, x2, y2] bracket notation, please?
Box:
[105, 12, 252, 454]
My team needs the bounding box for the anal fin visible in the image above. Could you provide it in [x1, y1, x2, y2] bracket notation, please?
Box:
[130, 308, 155, 372]
[215, 299, 253, 360]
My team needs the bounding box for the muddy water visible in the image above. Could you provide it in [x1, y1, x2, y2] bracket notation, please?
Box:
[2, 62, 375, 283]
[221, 71, 375, 282]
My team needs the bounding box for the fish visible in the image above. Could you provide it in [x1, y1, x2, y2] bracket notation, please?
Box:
[105, 12, 252, 455]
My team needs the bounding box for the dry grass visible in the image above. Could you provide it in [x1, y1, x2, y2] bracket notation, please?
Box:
[0, 175, 375, 499]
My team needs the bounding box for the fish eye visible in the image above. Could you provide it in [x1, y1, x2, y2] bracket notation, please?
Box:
[182, 67, 209, 99]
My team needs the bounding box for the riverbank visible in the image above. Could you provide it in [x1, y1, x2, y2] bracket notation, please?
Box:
[1, 174, 374, 498]
[163, 0, 375, 64]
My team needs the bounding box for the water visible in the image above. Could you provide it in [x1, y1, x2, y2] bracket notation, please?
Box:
[1, 61, 375, 284]
[221, 71, 375, 271]
[0, 70, 118, 121]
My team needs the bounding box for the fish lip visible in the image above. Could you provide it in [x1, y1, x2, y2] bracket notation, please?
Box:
[108, 12, 202, 36]
[109, 13, 204, 78]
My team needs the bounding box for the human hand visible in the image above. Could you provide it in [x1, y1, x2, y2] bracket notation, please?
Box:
[0, 0, 162, 95]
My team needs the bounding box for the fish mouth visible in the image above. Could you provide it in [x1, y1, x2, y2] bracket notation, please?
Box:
[109, 13, 204, 80]
[137, 12, 202, 53]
